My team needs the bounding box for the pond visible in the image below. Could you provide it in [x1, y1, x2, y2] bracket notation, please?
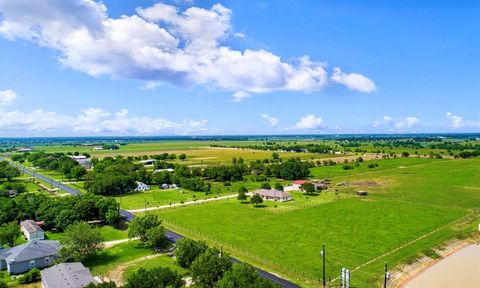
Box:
[403, 244, 480, 288]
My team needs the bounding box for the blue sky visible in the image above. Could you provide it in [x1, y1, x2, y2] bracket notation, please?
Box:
[0, 0, 479, 136]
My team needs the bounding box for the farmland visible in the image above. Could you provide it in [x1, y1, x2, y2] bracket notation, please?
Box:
[1, 136, 479, 287]
[152, 157, 480, 287]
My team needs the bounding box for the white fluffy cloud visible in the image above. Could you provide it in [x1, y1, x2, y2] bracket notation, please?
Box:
[294, 114, 324, 130]
[383, 115, 420, 130]
[446, 112, 464, 129]
[0, 90, 209, 135]
[446, 112, 480, 129]
[0, 89, 18, 106]
[395, 117, 420, 129]
[383, 116, 394, 126]
[261, 114, 279, 126]
[0, 1, 374, 96]
[331, 67, 376, 92]
[232, 91, 251, 102]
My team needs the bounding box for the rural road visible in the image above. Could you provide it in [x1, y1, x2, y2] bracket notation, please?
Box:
[3, 158, 300, 288]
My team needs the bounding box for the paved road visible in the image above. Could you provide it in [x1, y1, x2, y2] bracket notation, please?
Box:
[4, 159, 300, 288]
[10, 161, 82, 196]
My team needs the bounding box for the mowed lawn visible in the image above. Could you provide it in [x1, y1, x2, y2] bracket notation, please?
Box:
[115, 186, 231, 210]
[153, 158, 480, 287]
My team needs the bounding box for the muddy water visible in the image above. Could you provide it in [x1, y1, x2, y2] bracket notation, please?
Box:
[403, 244, 480, 288]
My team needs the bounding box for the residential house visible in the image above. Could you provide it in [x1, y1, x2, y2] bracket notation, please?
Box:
[134, 181, 150, 192]
[254, 189, 292, 202]
[0, 240, 60, 274]
[41, 262, 98, 288]
[20, 220, 44, 241]
[140, 159, 156, 166]
[7, 190, 18, 198]
[154, 168, 174, 173]
[70, 156, 92, 169]
[284, 180, 327, 192]
[16, 148, 33, 153]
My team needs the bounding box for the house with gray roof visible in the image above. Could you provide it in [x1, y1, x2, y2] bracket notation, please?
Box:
[254, 189, 292, 202]
[0, 240, 60, 274]
[41, 262, 98, 288]
[20, 220, 45, 241]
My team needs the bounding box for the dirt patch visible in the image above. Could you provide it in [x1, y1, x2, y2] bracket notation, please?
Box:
[350, 180, 384, 187]
[103, 254, 162, 286]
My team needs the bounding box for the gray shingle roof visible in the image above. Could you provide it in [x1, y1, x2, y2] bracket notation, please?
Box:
[20, 220, 43, 234]
[41, 262, 97, 288]
[254, 189, 291, 198]
[0, 240, 59, 263]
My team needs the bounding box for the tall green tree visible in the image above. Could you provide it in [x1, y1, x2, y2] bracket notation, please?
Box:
[60, 222, 104, 262]
[216, 263, 279, 288]
[124, 267, 184, 288]
[0, 221, 21, 247]
[250, 194, 263, 207]
[175, 238, 208, 268]
[128, 214, 162, 242]
[190, 248, 232, 288]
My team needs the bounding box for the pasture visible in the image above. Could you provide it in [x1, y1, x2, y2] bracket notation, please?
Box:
[152, 157, 480, 287]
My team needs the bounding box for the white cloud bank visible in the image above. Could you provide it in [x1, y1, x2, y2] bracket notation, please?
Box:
[295, 114, 324, 130]
[446, 112, 480, 129]
[0, 0, 375, 98]
[382, 115, 420, 130]
[232, 91, 251, 102]
[0, 90, 208, 135]
[261, 114, 279, 126]
[332, 68, 376, 93]
[0, 89, 18, 106]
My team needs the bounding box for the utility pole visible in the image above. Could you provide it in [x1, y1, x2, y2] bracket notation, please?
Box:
[341, 268, 350, 288]
[321, 243, 326, 287]
[384, 262, 389, 288]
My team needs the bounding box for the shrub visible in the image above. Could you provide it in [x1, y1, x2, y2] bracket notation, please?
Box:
[19, 268, 40, 284]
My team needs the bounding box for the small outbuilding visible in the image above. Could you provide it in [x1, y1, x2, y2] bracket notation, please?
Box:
[41, 262, 98, 288]
[20, 220, 44, 241]
[356, 190, 368, 196]
[254, 189, 292, 202]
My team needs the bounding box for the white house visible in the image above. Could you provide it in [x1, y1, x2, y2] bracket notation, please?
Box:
[139, 159, 156, 166]
[254, 189, 292, 202]
[154, 168, 174, 173]
[135, 182, 150, 192]
[20, 220, 44, 241]
[70, 155, 92, 169]
[284, 180, 309, 192]
[284, 180, 327, 192]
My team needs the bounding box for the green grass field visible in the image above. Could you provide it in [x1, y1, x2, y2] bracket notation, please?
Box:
[84, 240, 154, 275]
[151, 157, 480, 287]
[27, 141, 338, 165]
[122, 254, 187, 282]
[116, 186, 230, 210]
[45, 225, 127, 242]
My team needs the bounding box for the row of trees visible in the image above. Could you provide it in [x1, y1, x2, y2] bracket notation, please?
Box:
[0, 193, 119, 231]
[0, 161, 20, 182]
[175, 238, 279, 288]
[218, 142, 334, 154]
[19, 152, 87, 181]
